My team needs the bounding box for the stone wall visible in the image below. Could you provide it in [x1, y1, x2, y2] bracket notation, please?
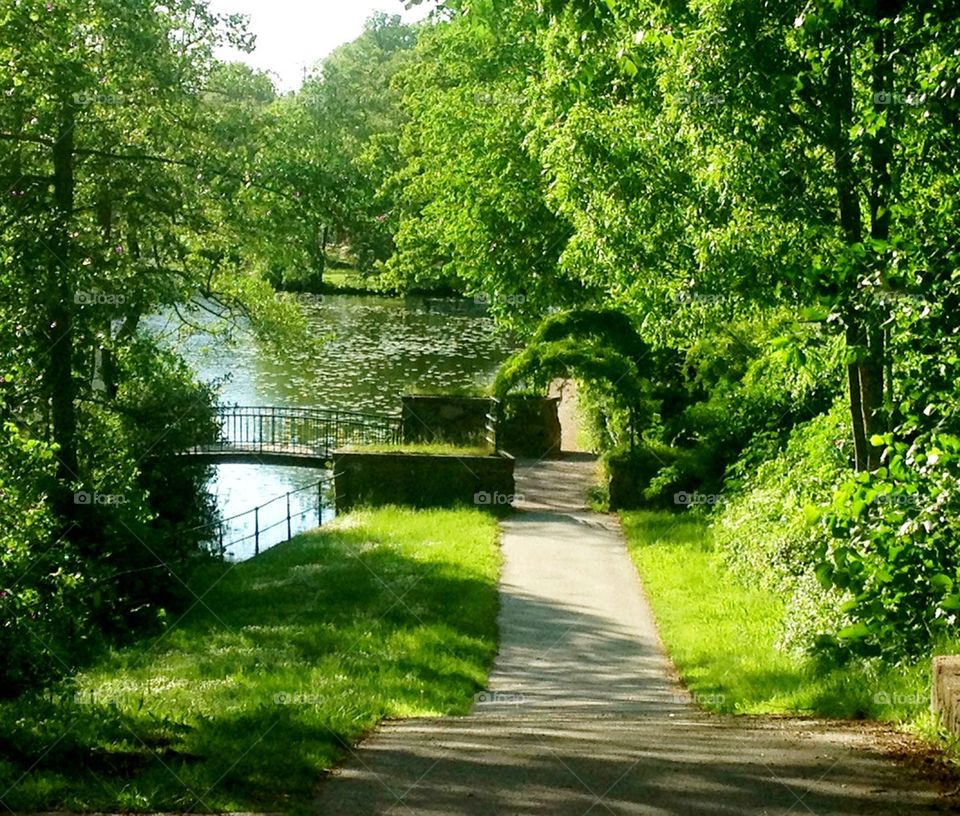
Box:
[399, 393, 564, 458]
[499, 397, 563, 459]
[333, 450, 515, 512]
[400, 395, 493, 446]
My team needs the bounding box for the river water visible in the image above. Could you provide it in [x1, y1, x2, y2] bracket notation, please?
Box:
[159, 295, 517, 559]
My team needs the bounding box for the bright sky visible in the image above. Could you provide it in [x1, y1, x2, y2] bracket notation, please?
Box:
[208, 0, 438, 92]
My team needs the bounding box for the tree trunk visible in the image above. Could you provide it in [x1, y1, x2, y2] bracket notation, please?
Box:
[47, 104, 79, 519]
[858, 330, 886, 470]
[863, 7, 895, 458]
[828, 10, 893, 472]
[846, 322, 869, 468]
[829, 28, 873, 472]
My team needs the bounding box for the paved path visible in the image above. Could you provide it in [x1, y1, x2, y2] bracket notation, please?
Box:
[314, 456, 955, 815]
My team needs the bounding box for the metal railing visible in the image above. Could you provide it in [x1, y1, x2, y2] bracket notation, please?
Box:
[485, 398, 500, 451]
[192, 405, 402, 459]
[192, 474, 337, 558]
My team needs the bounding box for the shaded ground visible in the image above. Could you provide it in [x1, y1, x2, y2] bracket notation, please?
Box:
[314, 456, 959, 815]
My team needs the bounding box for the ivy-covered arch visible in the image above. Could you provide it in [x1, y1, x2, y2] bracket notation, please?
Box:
[493, 309, 655, 449]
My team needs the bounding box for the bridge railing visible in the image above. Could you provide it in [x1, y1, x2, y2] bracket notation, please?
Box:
[196, 405, 402, 457]
[191, 474, 338, 559]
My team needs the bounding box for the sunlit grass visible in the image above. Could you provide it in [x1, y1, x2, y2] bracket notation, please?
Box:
[0, 507, 501, 814]
[622, 510, 936, 723]
[322, 268, 380, 292]
[347, 441, 496, 457]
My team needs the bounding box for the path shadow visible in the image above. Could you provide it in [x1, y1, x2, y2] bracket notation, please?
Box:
[316, 714, 953, 815]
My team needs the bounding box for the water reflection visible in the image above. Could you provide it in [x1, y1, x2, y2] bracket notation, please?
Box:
[209, 465, 336, 562]
[163, 295, 517, 559]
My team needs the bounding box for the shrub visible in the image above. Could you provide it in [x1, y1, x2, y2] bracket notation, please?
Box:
[0, 424, 96, 695]
[818, 429, 960, 659]
[602, 314, 841, 509]
[711, 402, 851, 652]
[0, 339, 223, 694]
[73, 340, 221, 637]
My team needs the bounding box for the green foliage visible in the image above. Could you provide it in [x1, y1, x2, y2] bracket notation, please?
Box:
[496, 335, 647, 404]
[819, 429, 960, 659]
[0, 425, 94, 695]
[494, 309, 655, 442]
[383, 3, 580, 330]
[602, 315, 840, 508]
[0, 0, 267, 689]
[711, 403, 851, 652]
[3, 0, 960, 702]
[811, 280, 960, 659]
[71, 340, 221, 636]
[255, 14, 418, 288]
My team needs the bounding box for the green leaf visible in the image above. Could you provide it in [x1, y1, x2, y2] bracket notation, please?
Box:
[838, 622, 873, 641]
[619, 57, 638, 77]
[942, 595, 960, 611]
[931, 574, 954, 592]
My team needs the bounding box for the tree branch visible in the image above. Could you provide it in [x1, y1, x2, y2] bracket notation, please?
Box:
[73, 146, 302, 203]
[0, 132, 54, 146]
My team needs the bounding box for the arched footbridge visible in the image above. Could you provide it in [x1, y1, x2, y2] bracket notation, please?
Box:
[181, 405, 402, 468]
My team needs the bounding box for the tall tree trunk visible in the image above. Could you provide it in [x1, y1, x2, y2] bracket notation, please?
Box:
[861, 7, 896, 461]
[829, 28, 874, 472]
[47, 103, 79, 520]
[846, 322, 869, 467]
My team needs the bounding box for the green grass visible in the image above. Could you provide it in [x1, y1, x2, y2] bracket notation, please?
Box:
[622, 510, 935, 723]
[348, 442, 495, 457]
[0, 507, 501, 814]
[406, 384, 494, 398]
[322, 268, 382, 292]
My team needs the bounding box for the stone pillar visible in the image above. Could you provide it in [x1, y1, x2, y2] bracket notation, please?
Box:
[932, 655, 960, 736]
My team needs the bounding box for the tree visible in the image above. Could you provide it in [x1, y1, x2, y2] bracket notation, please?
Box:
[384, 1, 579, 329]
[494, 309, 656, 447]
[247, 13, 418, 290]
[0, 0, 288, 683]
[527, 0, 960, 472]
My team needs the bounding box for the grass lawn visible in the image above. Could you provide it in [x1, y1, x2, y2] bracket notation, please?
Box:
[322, 268, 380, 292]
[622, 510, 936, 724]
[0, 507, 501, 814]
